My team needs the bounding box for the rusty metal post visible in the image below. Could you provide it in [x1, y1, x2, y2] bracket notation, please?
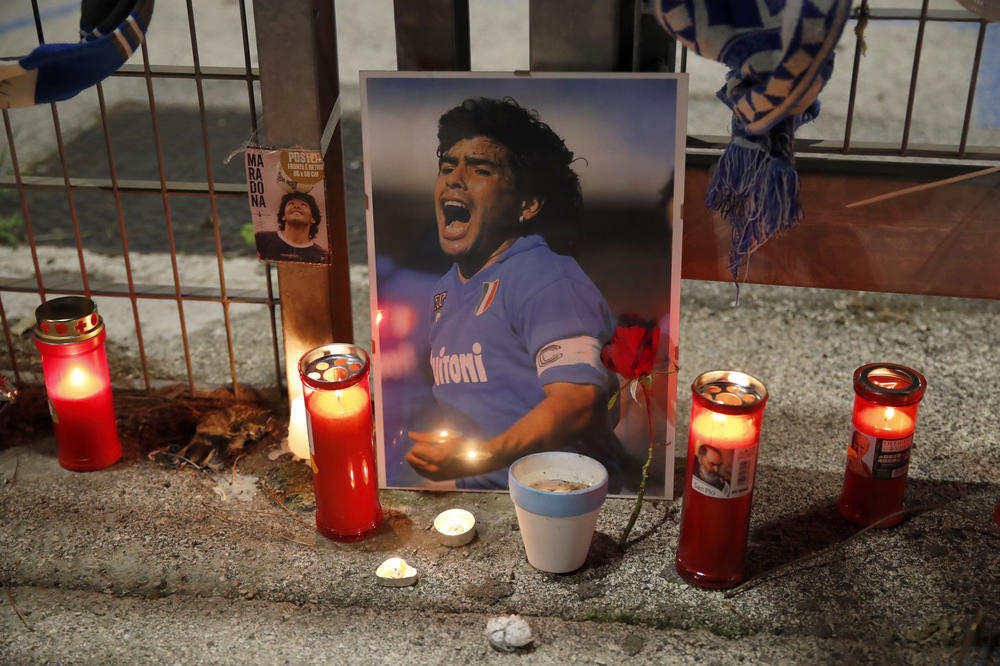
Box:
[252, 0, 353, 439]
[393, 0, 470, 71]
[530, 0, 633, 71]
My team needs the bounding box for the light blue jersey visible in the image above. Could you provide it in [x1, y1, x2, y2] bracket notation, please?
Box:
[427, 234, 624, 489]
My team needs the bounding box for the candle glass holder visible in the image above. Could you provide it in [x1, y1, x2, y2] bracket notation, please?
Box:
[676, 370, 768, 589]
[299, 343, 382, 541]
[837, 363, 926, 528]
[33, 296, 121, 471]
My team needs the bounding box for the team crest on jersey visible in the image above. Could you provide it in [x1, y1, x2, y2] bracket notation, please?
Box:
[433, 291, 447, 322]
[433, 291, 447, 311]
[474, 280, 499, 316]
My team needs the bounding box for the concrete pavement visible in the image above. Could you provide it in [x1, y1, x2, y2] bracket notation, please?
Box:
[2, 279, 998, 664]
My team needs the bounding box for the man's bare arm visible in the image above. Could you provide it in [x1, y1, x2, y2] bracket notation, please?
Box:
[406, 382, 603, 481]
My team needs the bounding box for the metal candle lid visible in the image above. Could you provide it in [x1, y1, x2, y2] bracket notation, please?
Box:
[854, 363, 926, 406]
[691, 370, 768, 415]
[299, 343, 370, 390]
[33, 296, 105, 344]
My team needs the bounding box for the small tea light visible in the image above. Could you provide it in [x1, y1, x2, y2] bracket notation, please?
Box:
[433, 508, 476, 547]
[375, 557, 418, 587]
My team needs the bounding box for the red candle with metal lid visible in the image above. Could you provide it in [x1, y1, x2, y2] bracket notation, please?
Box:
[837, 363, 926, 527]
[676, 370, 768, 589]
[33, 296, 121, 471]
[299, 343, 382, 541]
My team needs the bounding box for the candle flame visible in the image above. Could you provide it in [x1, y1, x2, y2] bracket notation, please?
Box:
[884, 407, 895, 420]
[467, 450, 478, 460]
[376, 310, 383, 326]
[727, 371, 749, 387]
[712, 412, 726, 423]
[439, 430, 449, 439]
[445, 521, 467, 535]
[288, 398, 310, 460]
[55, 365, 102, 399]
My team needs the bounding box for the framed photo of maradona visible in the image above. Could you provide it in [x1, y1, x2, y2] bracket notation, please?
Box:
[361, 72, 687, 499]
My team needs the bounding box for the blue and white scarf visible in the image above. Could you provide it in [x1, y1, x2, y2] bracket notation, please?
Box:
[656, 0, 851, 282]
[0, 0, 154, 109]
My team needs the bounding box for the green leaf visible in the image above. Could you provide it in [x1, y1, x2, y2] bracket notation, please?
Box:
[240, 222, 256, 246]
[607, 389, 620, 410]
[0, 212, 24, 246]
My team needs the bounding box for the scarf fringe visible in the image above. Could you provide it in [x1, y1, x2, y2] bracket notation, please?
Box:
[705, 140, 803, 283]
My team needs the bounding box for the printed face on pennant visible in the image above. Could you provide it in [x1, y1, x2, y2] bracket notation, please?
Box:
[283, 197, 315, 227]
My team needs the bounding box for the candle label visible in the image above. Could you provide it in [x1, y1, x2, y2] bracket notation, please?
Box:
[691, 442, 757, 499]
[305, 409, 319, 474]
[846, 429, 911, 480]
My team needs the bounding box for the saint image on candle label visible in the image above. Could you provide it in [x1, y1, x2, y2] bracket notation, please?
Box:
[691, 442, 756, 499]
[846, 429, 911, 480]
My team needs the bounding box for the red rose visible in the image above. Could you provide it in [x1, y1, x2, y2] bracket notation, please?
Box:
[600, 326, 659, 380]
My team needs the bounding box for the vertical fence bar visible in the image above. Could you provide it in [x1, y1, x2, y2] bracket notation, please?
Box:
[139, 42, 196, 392]
[900, 0, 929, 155]
[186, 0, 241, 395]
[49, 104, 92, 296]
[29, 10, 91, 297]
[95, 82, 151, 390]
[958, 20, 987, 158]
[842, 16, 865, 153]
[264, 263, 284, 391]
[237, 0, 259, 135]
[237, 0, 283, 390]
[0, 295, 20, 385]
[3, 111, 46, 299]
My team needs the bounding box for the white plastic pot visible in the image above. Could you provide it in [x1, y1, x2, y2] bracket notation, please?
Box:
[508, 452, 608, 573]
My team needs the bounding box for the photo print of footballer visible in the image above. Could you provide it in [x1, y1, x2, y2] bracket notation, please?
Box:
[361, 73, 686, 497]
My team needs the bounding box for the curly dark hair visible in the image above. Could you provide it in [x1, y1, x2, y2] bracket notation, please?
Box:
[436, 97, 583, 227]
[277, 192, 322, 240]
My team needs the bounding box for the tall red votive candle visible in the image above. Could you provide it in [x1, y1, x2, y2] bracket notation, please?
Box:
[33, 296, 121, 471]
[299, 343, 382, 541]
[837, 363, 926, 527]
[676, 370, 768, 589]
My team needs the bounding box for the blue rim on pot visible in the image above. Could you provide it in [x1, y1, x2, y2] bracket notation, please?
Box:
[508, 452, 608, 517]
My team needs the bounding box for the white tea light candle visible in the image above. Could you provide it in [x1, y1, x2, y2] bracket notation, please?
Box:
[375, 557, 418, 587]
[433, 509, 476, 547]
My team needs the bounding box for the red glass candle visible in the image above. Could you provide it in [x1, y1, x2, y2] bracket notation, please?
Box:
[33, 296, 121, 471]
[299, 343, 382, 541]
[676, 371, 768, 589]
[837, 363, 926, 528]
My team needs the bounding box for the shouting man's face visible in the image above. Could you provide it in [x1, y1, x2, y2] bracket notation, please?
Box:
[434, 136, 524, 278]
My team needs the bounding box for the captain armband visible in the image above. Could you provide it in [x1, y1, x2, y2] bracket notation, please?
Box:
[534, 336, 603, 377]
